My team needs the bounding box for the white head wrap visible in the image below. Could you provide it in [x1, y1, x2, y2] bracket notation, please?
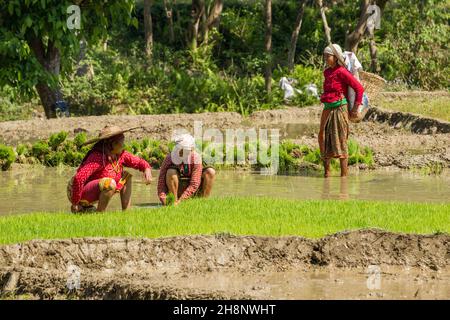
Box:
[174, 134, 195, 150]
[324, 43, 345, 66]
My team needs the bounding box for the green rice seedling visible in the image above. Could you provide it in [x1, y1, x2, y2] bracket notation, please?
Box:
[0, 144, 16, 170]
[165, 193, 176, 206]
[73, 132, 87, 149]
[48, 132, 68, 150]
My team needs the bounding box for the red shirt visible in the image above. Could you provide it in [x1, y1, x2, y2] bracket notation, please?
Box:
[320, 65, 364, 106]
[71, 150, 151, 205]
[157, 151, 202, 203]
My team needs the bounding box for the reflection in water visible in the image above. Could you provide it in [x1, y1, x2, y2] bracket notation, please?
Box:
[322, 177, 350, 200]
[0, 166, 449, 215]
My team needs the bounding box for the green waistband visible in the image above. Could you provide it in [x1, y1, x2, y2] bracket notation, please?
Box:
[323, 98, 348, 110]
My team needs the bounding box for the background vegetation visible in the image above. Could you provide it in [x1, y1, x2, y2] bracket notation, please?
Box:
[0, 0, 448, 121]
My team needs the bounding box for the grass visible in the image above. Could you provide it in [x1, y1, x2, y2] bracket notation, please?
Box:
[377, 94, 450, 122]
[0, 197, 448, 245]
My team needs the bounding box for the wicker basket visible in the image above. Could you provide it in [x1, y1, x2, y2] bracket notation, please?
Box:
[359, 70, 386, 101]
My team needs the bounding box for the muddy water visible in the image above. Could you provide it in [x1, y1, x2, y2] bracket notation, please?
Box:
[168, 268, 450, 299]
[0, 166, 449, 215]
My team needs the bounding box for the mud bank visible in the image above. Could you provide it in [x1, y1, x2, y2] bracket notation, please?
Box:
[1, 229, 448, 299]
[365, 107, 450, 134]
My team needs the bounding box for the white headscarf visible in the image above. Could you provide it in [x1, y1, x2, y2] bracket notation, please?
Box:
[324, 43, 345, 66]
[174, 134, 195, 150]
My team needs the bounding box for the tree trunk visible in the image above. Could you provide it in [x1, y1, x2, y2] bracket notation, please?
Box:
[367, 27, 379, 72]
[190, 0, 205, 51]
[264, 0, 272, 93]
[27, 37, 61, 119]
[344, 0, 371, 52]
[317, 0, 331, 44]
[163, 0, 175, 44]
[207, 0, 223, 29]
[201, 5, 208, 44]
[144, 0, 153, 60]
[288, 0, 306, 71]
[203, 0, 223, 43]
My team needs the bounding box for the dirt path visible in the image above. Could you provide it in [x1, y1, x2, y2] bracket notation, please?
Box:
[0, 106, 449, 170]
[0, 229, 448, 299]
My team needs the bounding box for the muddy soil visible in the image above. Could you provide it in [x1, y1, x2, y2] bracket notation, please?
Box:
[0, 104, 449, 170]
[1, 229, 449, 299]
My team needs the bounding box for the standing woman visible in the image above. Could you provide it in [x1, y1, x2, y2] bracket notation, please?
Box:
[319, 44, 364, 177]
[68, 125, 152, 213]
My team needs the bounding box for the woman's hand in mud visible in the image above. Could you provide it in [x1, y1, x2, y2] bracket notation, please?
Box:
[71, 204, 81, 213]
[143, 168, 153, 185]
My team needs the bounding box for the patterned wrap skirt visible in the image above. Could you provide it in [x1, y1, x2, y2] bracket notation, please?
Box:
[323, 104, 349, 160]
[67, 171, 132, 207]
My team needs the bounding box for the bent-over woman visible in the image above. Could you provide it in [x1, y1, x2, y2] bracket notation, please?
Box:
[68, 125, 152, 212]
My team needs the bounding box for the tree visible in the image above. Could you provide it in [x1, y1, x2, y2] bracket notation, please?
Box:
[202, 0, 223, 44]
[144, 0, 154, 61]
[0, 0, 135, 118]
[189, 0, 223, 49]
[288, 0, 307, 71]
[264, 0, 272, 93]
[163, 0, 175, 44]
[190, 0, 205, 51]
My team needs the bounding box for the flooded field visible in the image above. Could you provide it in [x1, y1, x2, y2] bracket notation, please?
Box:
[0, 166, 449, 215]
[1, 230, 448, 299]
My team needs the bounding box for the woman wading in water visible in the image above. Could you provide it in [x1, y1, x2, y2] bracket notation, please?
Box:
[319, 44, 364, 177]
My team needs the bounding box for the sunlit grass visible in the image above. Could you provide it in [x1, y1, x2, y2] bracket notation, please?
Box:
[0, 197, 448, 245]
[376, 94, 450, 121]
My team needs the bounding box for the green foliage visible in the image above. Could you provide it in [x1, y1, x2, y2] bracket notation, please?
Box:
[0, 144, 16, 170]
[48, 131, 68, 150]
[0, 0, 448, 122]
[0, 0, 135, 98]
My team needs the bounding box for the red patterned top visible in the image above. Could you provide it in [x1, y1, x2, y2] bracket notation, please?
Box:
[157, 151, 202, 203]
[71, 150, 151, 205]
[320, 65, 364, 105]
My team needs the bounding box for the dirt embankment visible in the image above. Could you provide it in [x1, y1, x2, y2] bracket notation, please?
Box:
[0, 230, 449, 299]
[0, 104, 449, 170]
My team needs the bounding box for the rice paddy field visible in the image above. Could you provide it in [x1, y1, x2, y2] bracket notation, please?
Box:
[1, 197, 449, 245]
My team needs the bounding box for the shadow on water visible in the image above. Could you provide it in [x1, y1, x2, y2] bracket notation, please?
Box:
[0, 166, 449, 215]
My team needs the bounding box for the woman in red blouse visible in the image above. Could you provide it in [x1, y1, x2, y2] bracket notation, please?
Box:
[68, 125, 152, 213]
[319, 44, 364, 177]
